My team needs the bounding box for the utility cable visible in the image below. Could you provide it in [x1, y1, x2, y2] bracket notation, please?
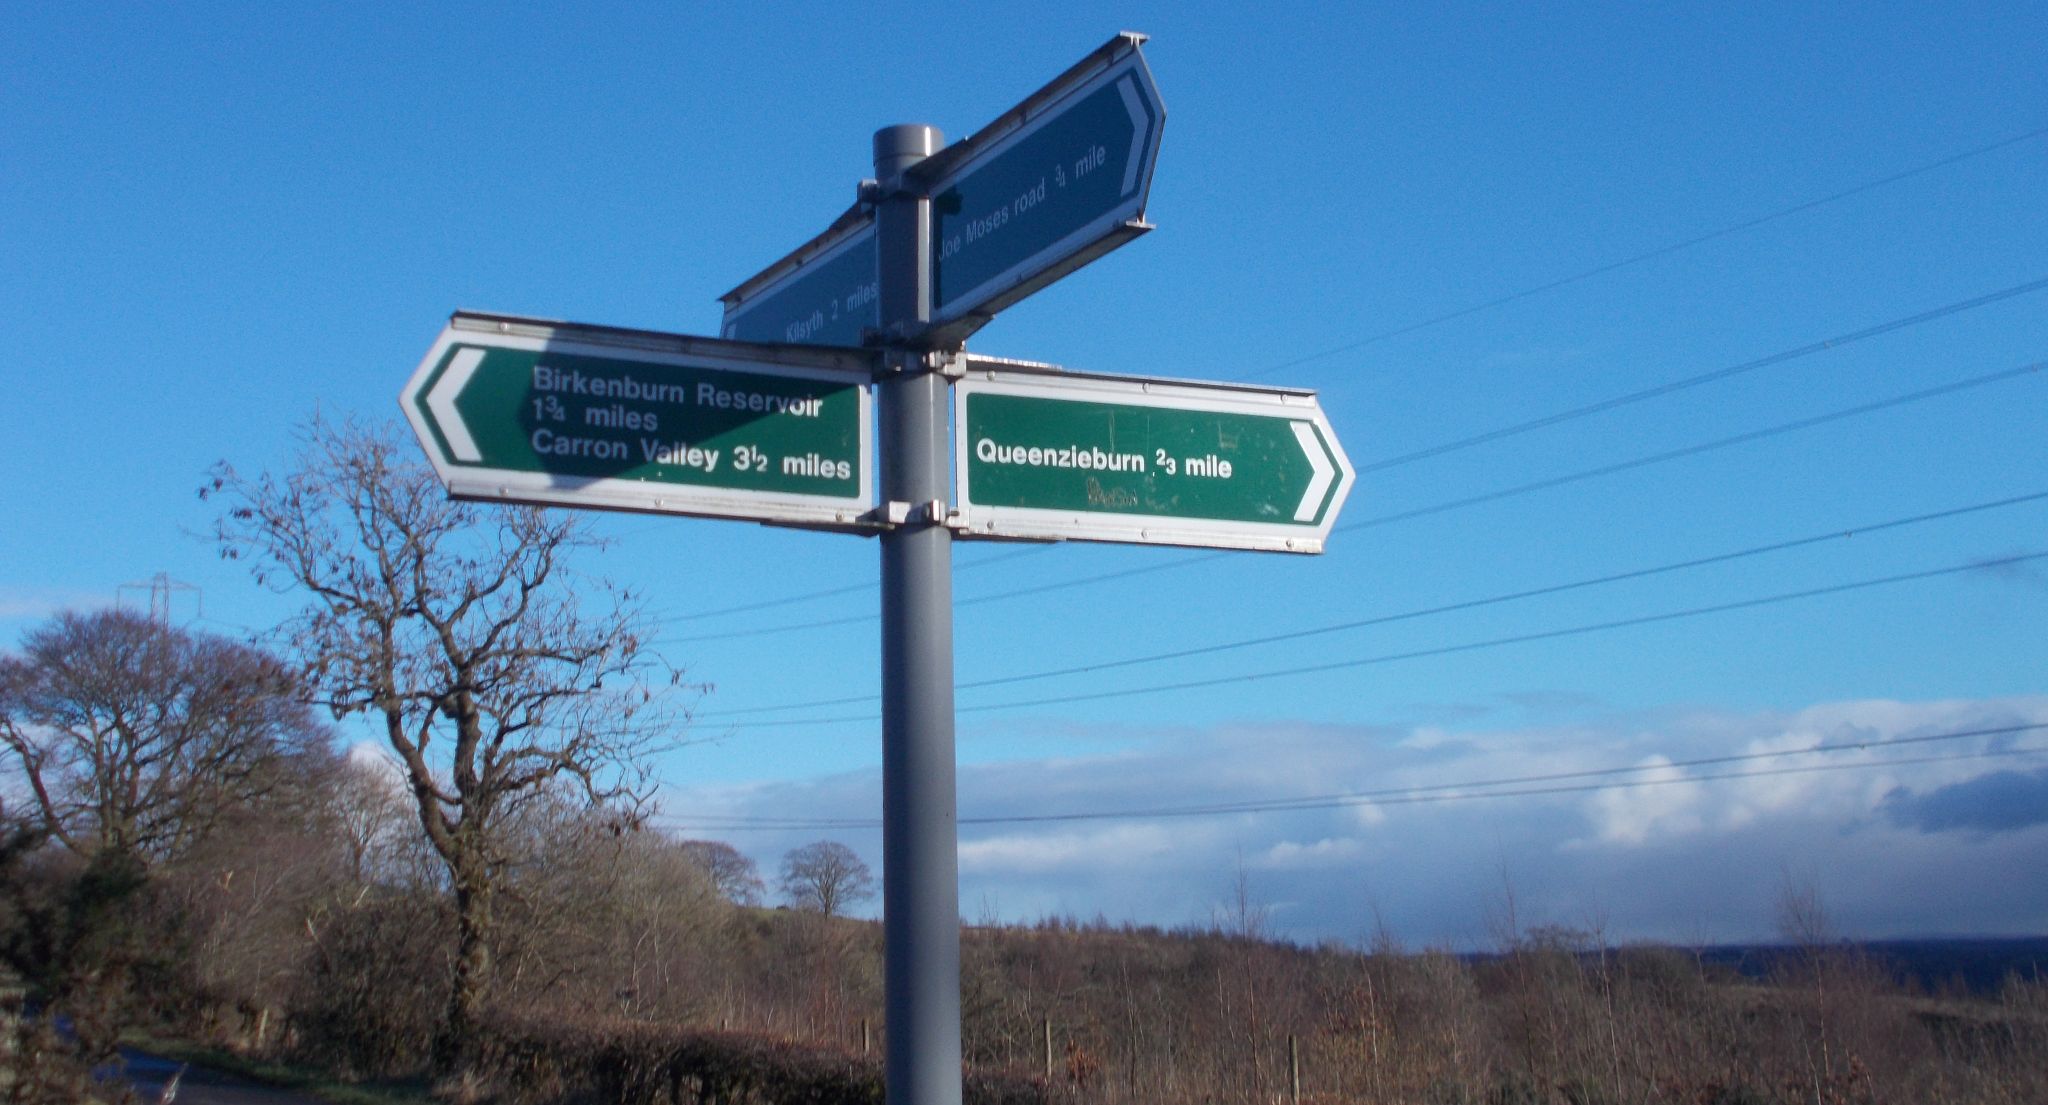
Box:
[1239, 126, 2048, 380]
[953, 550, 2048, 718]
[648, 546, 1050, 624]
[635, 129, 2048, 634]
[1362, 275, 2048, 472]
[1061, 723, 2048, 821]
[1331, 359, 2042, 534]
[656, 720, 2048, 831]
[694, 489, 2048, 718]
[660, 355, 2044, 647]
[707, 548, 2048, 727]
[655, 287, 2046, 644]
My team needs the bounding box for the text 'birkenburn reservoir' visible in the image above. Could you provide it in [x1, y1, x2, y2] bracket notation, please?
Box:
[402, 317, 873, 527]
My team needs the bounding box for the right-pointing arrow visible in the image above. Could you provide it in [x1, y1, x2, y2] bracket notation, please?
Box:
[1117, 74, 1148, 197]
[428, 347, 485, 462]
[1291, 420, 1335, 522]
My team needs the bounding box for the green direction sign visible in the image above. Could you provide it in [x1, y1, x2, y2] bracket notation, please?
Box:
[720, 220, 878, 349]
[917, 35, 1163, 334]
[401, 312, 876, 530]
[953, 364, 1354, 553]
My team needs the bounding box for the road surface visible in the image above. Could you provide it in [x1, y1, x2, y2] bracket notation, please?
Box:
[119, 1049, 336, 1105]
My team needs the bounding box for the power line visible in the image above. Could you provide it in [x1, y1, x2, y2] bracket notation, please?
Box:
[659, 608, 876, 644]
[654, 720, 2048, 831]
[709, 548, 2048, 727]
[660, 355, 2044, 647]
[1362, 276, 2048, 473]
[647, 546, 1051, 625]
[653, 278, 2046, 644]
[668, 579, 875, 622]
[694, 489, 2048, 718]
[194, 614, 258, 637]
[632, 129, 2047, 640]
[1238, 126, 2048, 380]
[1052, 724, 2048, 822]
[953, 549, 2048, 717]
[1331, 358, 2043, 534]
[933, 341, 2048, 621]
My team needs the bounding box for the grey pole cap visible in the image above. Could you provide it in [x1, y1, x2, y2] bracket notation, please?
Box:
[873, 124, 942, 183]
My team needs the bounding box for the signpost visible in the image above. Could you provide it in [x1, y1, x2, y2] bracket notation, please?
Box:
[401, 32, 1351, 1105]
[401, 312, 875, 529]
[955, 363, 1353, 552]
[915, 33, 1164, 338]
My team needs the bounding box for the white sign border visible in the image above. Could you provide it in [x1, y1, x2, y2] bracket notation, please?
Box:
[720, 218, 879, 345]
[401, 315, 877, 532]
[952, 366, 1355, 554]
[926, 47, 1163, 329]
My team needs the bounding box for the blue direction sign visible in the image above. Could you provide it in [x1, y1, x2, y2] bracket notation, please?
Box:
[720, 209, 879, 349]
[718, 35, 1163, 345]
[914, 33, 1164, 337]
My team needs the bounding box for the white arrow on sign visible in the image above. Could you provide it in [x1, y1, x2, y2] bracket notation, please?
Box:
[1291, 421, 1336, 522]
[1117, 75, 1148, 195]
[914, 33, 1165, 339]
[427, 347, 484, 462]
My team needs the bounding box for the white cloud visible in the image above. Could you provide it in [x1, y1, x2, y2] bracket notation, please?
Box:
[1345, 801, 1388, 828]
[1399, 725, 1461, 750]
[344, 740, 407, 786]
[1261, 836, 1369, 868]
[1578, 755, 1704, 846]
[656, 695, 2048, 945]
[960, 824, 1179, 875]
[0, 586, 110, 623]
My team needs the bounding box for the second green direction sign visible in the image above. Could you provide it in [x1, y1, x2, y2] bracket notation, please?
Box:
[953, 362, 1355, 553]
[401, 312, 875, 530]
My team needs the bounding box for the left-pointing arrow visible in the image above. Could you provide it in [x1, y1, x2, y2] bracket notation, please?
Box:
[429, 347, 484, 462]
[399, 312, 879, 531]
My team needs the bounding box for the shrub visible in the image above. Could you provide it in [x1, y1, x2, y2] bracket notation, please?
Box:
[284, 892, 451, 1077]
[471, 1013, 1047, 1105]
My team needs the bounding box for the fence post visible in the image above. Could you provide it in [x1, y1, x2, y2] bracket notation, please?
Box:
[1043, 1018, 1054, 1082]
[863, 1018, 872, 1055]
[1289, 1034, 1300, 1103]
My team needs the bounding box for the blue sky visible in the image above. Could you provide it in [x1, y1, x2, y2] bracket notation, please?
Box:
[3, 3, 2044, 946]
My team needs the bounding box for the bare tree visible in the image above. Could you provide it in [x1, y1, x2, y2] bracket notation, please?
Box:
[679, 839, 765, 906]
[1774, 869, 1835, 949]
[0, 607, 326, 1065]
[322, 750, 420, 888]
[778, 841, 874, 918]
[1213, 851, 1271, 941]
[205, 414, 683, 1070]
[493, 809, 729, 1021]
[0, 608, 327, 865]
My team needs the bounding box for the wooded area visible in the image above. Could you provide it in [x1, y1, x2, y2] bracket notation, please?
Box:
[3, 418, 2044, 1104]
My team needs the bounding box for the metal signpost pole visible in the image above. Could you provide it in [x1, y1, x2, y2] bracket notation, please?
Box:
[873, 123, 963, 1105]
[401, 35, 1354, 1105]
[398, 38, 1354, 1105]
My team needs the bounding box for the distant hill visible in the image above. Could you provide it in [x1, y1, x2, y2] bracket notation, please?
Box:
[1695, 936, 2048, 995]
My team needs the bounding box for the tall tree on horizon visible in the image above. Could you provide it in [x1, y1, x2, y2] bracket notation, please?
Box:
[778, 840, 875, 918]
